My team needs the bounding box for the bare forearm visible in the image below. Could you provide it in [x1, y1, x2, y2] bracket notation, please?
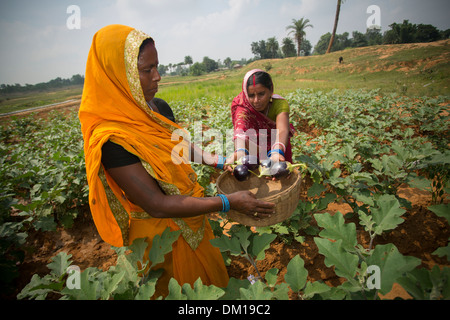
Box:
[139, 194, 223, 219]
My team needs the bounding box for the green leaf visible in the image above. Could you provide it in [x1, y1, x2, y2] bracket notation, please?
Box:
[284, 255, 308, 292]
[148, 228, 181, 270]
[366, 243, 421, 295]
[220, 278, 250, 300]
[135, 280, 157, 300]
[127, 237, 149, 264]
[433, 244, 450, 261]
[62, 268, 99, 300]
[303, 281, 332, 299]
[100, 270, 125, 300]
[182, 278, 225, 300]
[371, 194, 406, 235]
[165, 278, 187, 300]
[307, 182, 326, 197]
[264, 268, 279, 287]
[47, 252, 72, 278]
[314, 238, 359, 281]
[249, 233, 277, 260]
[314, 212, 357, 252]
[239, 280, 272, 300]
[210, 235, 242, 255]
[428, 203, 450, 223]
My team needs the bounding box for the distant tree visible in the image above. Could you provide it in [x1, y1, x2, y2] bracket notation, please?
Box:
[281, 37, 297, 57]
[251, 40, 269, 59]
[266, 37, 280, 59]
[326, 0, 344, 54]
[190, 62, 204, 76]
[286, 17, 313, 56]
[383, 20, 417, 44]
[202, 56, 218, 73]
[224, 57, 232, 69]
[300, 39, 312, 56]
[352, 31, 368, 47]
[366, 28, 383, 46]
[415, 24, 441, 42]
[184, 56, 193, 66]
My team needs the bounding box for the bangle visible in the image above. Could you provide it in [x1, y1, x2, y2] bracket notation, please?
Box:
[235, 148, 249, 155]
[272, 142, 286, 152]
[217, 194, 230, 213]
[268, 148, 285, 157]
[215, 155, 225, 170]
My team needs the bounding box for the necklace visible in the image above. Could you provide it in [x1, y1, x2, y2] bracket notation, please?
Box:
[146, 101, 154, 111]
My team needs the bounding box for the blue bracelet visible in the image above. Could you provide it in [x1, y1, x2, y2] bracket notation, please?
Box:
[235, 148, 249, 155]
[218, 194, 230, 213]
[268, 148, 285, 157]
[216, 155, 225, 170]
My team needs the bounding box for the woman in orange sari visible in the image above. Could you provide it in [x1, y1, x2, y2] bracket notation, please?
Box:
[79, 24, 275, 297]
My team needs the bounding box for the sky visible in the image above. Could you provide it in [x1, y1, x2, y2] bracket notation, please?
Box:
[0, 0, 449, 85]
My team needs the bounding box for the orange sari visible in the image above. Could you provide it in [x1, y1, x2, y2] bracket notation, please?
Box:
[78, 24, 228, 297]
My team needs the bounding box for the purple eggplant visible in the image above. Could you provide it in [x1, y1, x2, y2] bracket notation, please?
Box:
[233, 164, 250, 181]
[239, 155, 259, 171]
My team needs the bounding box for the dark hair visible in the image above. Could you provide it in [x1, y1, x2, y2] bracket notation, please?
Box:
[138, 37, 155, 58]
[246, 71, 273, 91]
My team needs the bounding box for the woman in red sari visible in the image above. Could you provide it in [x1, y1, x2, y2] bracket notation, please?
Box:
[230, 69, 295, 164]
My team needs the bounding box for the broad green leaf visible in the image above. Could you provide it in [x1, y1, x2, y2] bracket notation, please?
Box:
[271, 282, 290, 300]
[115, 254, 140, 286]
[249, 233, 277, 260]
[182, 278, 225, 300]
[165, 278, 187, 300]
[264, 268, 279, 287]
[235, 226, 252, 253]
[63, 268, 99, 300]
[433, 244, 450, 261]
[100, 270, 125, 300]
[127, 237, 149, 263]
[239, 280, 272, 300]
[220, 278, 250, 300]
[314, 237, 359, 281]
[307, 182, 326, 197]
[47, 252, 72, 277]
[148, 228, 181, 270]
[371, 194, 405, 234]
[284, 255, 308, 292]
[428, 203, 450, 223]
[210, 235, 242, 255]
[366, 243, 421, 295]
[135, 280, 157, 300]
[314, 212, 357, 252]
[303, 281, 331, 299]
[397, 266, 450, 300]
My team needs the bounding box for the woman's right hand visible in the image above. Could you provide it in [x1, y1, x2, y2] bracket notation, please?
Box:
[226, 191, 275, 220]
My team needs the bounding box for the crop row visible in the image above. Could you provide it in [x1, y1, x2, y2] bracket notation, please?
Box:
[1, 89, 449, 299]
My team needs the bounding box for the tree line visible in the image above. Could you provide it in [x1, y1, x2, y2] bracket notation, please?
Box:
[0, 74, 84, 95]
[3, 18, 449, 86]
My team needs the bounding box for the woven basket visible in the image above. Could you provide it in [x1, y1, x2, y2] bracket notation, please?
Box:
[216, 170, 302, 227]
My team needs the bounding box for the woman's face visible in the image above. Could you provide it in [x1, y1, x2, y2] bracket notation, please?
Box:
[138, 43, 161, 102]
[247, 83, 273, 112]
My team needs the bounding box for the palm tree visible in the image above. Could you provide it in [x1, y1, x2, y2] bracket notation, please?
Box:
[286, 18, 313, 57]
[326, 0, 344, 54]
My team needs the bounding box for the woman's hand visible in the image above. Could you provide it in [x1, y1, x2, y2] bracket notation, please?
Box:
[227, 190, 275, 220]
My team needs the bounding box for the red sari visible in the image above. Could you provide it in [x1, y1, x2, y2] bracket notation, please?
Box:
[231, 69, 295, 162]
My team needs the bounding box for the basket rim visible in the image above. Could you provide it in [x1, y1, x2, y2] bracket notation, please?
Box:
[216, 169, 301, 201]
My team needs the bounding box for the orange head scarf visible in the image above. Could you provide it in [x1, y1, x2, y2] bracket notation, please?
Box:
[79, 25, 202, 247]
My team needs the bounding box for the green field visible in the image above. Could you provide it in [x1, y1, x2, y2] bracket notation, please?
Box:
[1, 39, 449, 115]
[157, 39, 450, 103]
